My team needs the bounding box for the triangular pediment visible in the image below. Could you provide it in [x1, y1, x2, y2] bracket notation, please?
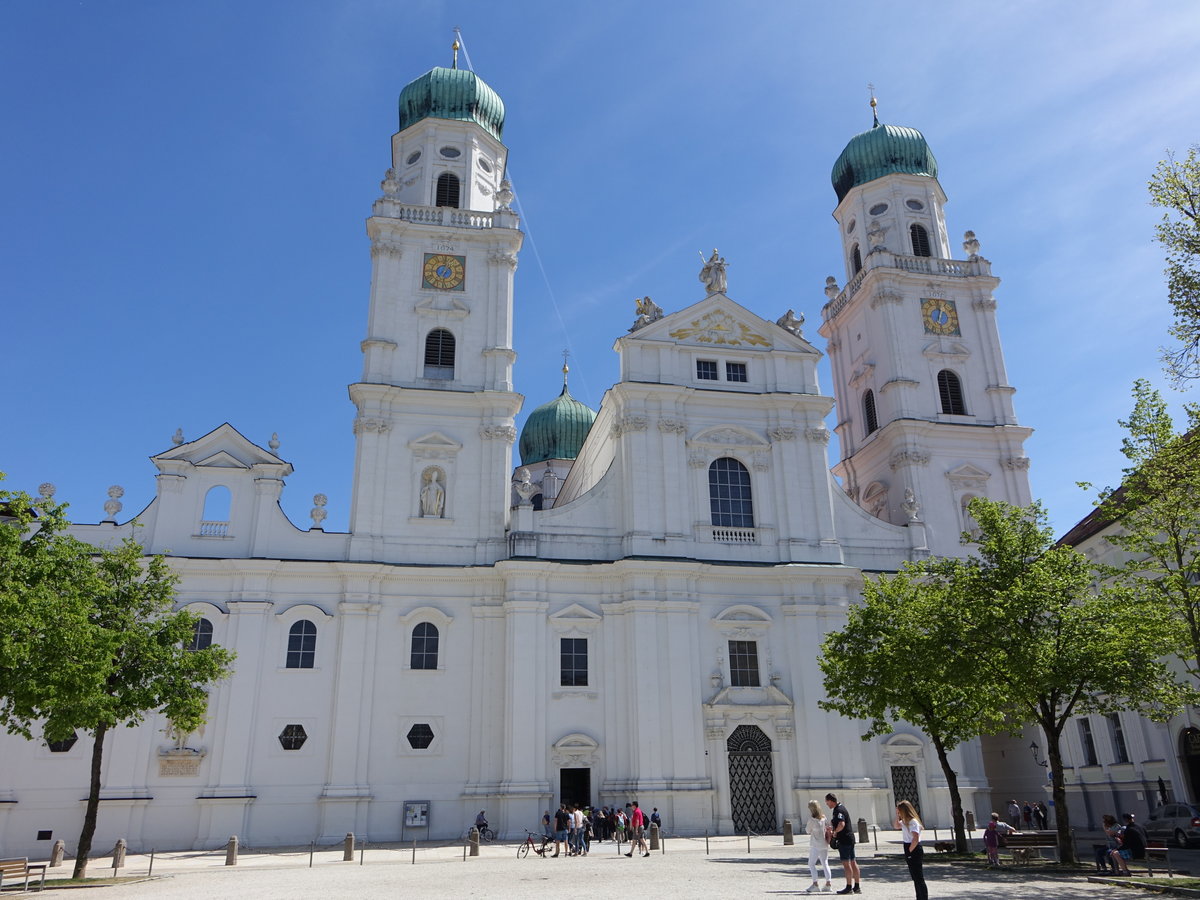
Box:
[408, 432, 463, 452]
[946, 463, 992, 487]
[151, 423, 292, 474]
[690, 426, 769, 448]
[922, 340, 971, 361]
[620, 293, 820, 356]
[548, 603, 602, 624]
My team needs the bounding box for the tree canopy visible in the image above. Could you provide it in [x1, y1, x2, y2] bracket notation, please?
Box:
[1149, 146, 1200, 385]
[0, 481, 234, 878]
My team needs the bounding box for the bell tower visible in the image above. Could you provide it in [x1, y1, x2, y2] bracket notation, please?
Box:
[818, 101, 1032, 556]
[348, 57, 523, 565]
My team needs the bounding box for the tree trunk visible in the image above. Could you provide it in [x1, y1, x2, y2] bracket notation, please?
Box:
[929, 734, 968, 852]
[1044, 725, 1076, 865]
[73, 723, 107, 879]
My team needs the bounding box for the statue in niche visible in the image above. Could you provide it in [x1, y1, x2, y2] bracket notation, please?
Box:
[775, 308, 804, 336]
[629, 296, 663, 332]
[698, 249, 728, 294]
[420, 469, 446, 518]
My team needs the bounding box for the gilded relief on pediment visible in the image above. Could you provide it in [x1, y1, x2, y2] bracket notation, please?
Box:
[669, 311, 772, 347]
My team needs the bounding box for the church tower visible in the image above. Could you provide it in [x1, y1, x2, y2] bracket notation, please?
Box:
[818, 104, 1032, 556]
[348, 57, 523, 564]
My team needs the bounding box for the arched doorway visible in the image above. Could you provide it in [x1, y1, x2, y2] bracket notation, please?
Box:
[1179, 728, 1200, 800]
[727, 725, 777, 833]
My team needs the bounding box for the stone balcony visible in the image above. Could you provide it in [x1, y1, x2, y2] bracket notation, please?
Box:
[821, 251, 994, 322]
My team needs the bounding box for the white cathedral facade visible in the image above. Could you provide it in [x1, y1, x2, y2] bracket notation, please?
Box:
[1, 65, 1038, 855]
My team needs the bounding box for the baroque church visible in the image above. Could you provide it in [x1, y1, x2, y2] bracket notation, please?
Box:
[1, 61, 1043, 855]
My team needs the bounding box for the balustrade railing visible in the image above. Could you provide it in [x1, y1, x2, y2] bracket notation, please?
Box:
[821, 252, 992, 321]
[709, 526, 758, 545]
[371, 199, 495, 229]
[199, 521, 229, 537]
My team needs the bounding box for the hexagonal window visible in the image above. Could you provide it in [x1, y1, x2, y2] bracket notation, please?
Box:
[46, 731, 79, 753]
[278, 724, 308, 751]
[406, 723, 435, 750]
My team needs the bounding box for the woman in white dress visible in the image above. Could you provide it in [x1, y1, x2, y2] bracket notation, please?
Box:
[805, 798, 834, 893]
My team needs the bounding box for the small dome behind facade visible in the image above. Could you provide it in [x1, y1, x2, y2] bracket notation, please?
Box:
[519, 386, 597, 466]
[831, 122, 938, 202]
[398, 66, 505, 141]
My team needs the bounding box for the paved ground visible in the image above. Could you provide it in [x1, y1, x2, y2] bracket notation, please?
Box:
[53, 833, 1144, 899]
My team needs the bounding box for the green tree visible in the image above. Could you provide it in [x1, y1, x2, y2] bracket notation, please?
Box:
[1093, 380, 1200, 674]
[0, 481, 233, 878]
[1149, 146, 1200, 384]
[819, 568, 1004, 853]
[956, 499, 1193, 864]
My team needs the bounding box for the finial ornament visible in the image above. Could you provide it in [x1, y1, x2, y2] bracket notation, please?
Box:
[171, 428, 184, 446]
[868, 83, 879, 127]
[310, 493, 328, 529]
[269, 432, 281, 454]
[38, 483, 56, 500]
[103, 485, 125, 523]
[962, 230, 981, 259]
[452, 39, 460, 69]
[824, 276, 840, 300]
[561, 350, 570, 386]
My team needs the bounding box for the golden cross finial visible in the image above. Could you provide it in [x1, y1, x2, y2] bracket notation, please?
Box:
[452, 39, 460, 69]
[867, 83, 879, 126]
[561, 350, 570, 386]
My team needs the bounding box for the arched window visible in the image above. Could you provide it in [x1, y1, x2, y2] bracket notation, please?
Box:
[435, 172, 460, 208]
[201, 486, 231, 536]
[910, 223, 931, 257]
[411, 622, 439, 670]
[187, 617, 213, 651]
[423, 329, 455, 379]
[708, 458, 754, 528]
[286, 620, 316, 669]
[863, 389, 879, 436]
[937, 370, 967, 415]
[850, 244, 862, 275]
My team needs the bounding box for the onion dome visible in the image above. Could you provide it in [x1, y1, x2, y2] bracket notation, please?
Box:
[831, 121, 938, 202]
[398, 66, 505, 141]
[518, 368, 596, 466]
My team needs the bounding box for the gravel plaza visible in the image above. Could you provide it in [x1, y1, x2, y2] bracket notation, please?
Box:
[60, 831, 1144, 899]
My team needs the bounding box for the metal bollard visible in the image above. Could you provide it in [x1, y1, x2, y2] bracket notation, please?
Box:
[857, 818, 868, 844]
[649, 822, 660, 850]
[225, 835, 239, 866]
[49, 840, 65, 868]
[782, 819, 794, 846]
[468, 826, 480, 857]
[112, 838, 127, 873]
[343, 832, 355, 862]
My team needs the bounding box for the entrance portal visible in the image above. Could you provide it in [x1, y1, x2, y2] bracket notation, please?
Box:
[1180, 728, 1200, 801]
[891, 765, 921, 817]
[560, 767, 591, 808]
[727, 725, 777, 833]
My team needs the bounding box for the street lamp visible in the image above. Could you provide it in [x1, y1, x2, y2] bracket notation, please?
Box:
[1029, 741, 1048, 768]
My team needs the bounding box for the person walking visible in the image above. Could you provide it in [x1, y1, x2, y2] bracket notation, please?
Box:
[625, 801, 650, 857]
[804, 799, 834, 893]
[825, 792, 860, 894]
[896, 800, 928, 900]
[1006, 799, 1021, 828]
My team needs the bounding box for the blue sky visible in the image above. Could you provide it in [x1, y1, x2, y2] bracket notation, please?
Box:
[3, 1, 1198, 537]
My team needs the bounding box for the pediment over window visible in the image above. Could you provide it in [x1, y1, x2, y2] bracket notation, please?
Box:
[946, 463, 991, 490]
[689, 426, 769, 448]
[194, 451, 248, 469]
[549, 603, 602, 624]
[152, 423, 293, 477]
[408, 432, 463, 457]
[713, 604, 772, 624]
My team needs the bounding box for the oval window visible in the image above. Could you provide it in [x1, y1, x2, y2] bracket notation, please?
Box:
[869, 202, 889, 215]
[406, 150, 421, 165]
[439, 146, 461, 159]
[478, 157, 493, 173]
[846, 218, 856, 234]
[906, 199, 925, 211]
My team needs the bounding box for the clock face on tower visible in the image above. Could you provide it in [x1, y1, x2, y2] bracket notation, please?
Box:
[422, 253, 466, 291]
[921, 298, 960, 335]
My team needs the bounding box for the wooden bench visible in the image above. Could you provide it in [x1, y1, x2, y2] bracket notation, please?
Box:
[1004, 831, 1059, 863]
[1127, 840, 1173, 878]
[0, 858, 47, 892]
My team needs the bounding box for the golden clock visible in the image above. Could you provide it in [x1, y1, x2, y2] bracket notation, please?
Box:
[422, 253, 466, 291]
[921, 298, 960, 335]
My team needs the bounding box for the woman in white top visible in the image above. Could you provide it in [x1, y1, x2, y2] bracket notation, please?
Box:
[895, 800, 928, 900]
[804, 798, 833, 893]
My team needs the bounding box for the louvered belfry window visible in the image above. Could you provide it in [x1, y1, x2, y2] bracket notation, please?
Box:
[424, 329, 455, 379]
[937, 370, 967, 415]
[863, 389, 879, 436]
[910, 224, 932, 257]
[436, 172, 460, 208]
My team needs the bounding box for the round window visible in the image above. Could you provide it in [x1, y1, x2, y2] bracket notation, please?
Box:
[846, 218, 856, 234]
[869, 202, 889, 215]
[439, 146, 461, 159]
[406, 150, 421, 165]
[906, 199, 925, 211]
[478, 157, 493, 173]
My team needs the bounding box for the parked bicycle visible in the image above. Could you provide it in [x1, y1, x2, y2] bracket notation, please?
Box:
[519, 829, 553, 858]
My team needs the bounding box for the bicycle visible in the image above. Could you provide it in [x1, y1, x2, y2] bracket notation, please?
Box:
[465, 823, 496, 842]
[519, 830, 553, 858]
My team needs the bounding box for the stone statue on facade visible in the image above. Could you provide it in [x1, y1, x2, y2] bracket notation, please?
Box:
[629, 296, 664, 332]
[867, 219, 887, 251]
[824, 276, 840, 301]
[901, 487, 922, 523]
[514, 467, 539, 505]
[962, 229, 981, 259]
[420, 470, 445, 518]
[698, 249, 728, 294]
[775, 308, 804, 337]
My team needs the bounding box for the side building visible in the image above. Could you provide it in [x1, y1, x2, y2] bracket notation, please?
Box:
[0, 64, 1037, 855]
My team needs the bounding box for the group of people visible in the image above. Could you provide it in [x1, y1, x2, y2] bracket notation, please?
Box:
[1094, 812, 1149, 875]
[1004, 798, 1049, 830]
[803, 793, 926, 898]
[540, 802, 662, 858]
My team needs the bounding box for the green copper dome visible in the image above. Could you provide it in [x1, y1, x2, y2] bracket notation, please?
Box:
[519, 385, 596, 466]
[831, 122, 938, 202]
[398, 67, 505, 141]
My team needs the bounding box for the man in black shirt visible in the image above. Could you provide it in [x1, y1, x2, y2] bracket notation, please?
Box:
[826, 792, 860, 894]
[1111, 812, 1149, 876]
[553, 805, 571, 858]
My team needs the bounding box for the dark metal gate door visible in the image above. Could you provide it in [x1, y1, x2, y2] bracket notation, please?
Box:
[891, 765, 921, 817]
[727, 725, 777, 833]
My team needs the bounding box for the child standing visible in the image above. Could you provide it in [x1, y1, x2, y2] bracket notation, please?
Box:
[983, 814, 1000, 866]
